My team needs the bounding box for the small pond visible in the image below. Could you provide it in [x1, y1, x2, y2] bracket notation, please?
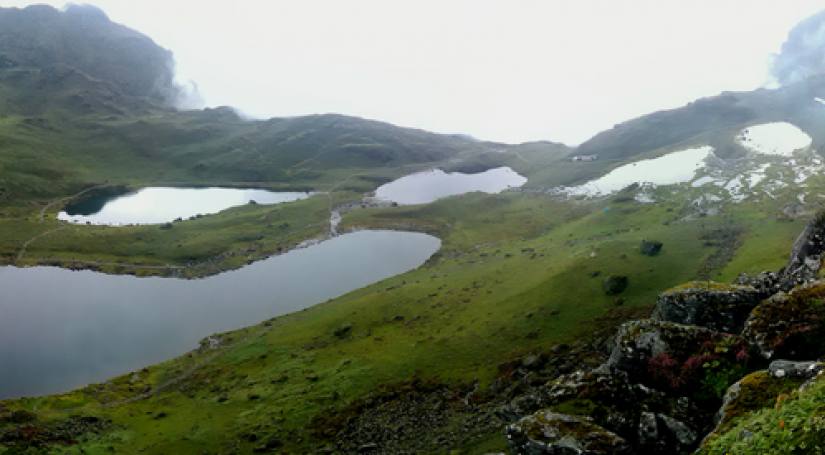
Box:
[58, 187, 311, 225]
[374, 167, 527, 205]
[736, 122, 812, 157]
[565, 146, 714, 196]
[0, 230, 440, 398]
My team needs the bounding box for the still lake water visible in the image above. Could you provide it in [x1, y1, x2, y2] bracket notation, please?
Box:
[375, 167, 527, 205]
[0, 230, 440, 398]
[58, 187, 311, 225]
[565, 146, 714, 196]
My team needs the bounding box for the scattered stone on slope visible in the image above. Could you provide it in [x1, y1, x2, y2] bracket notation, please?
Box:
[506, 411, 632, 455]
[742, 281, 825, 359]
[640, 240, 663, 256]
[310, 380, 503, 454]
[0, 414, 109, 448]
[602, 275, 628, 296]
[652, 282, 764, 333]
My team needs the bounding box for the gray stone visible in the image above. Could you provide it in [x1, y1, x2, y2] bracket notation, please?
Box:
[506, 411, 631, 455]
[768, 360, 825, 380]
[782, 213, 825, 288]
[652, 283, 763, 333]
[742, 283, 825, 360]
[606, 319, 710, 374]
[637, 412, 697, 453]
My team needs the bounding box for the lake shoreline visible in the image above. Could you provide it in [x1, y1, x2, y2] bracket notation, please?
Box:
[0, 230, 442, 398]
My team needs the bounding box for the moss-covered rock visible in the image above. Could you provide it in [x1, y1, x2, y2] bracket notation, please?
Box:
[703, 369, 806, 445]
[697, 372, 825, 454]
[743, 281, 825, 360]
[506, 411, 632, 454]
[606, 319, 752, 404]
[544, 369, 705, 450]
[652, 282, 764, 333]
[781, 211, 825, 288]
[545, 370, 653, 439]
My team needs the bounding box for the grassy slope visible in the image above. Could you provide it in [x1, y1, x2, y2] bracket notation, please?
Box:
[2, 5, 821, 452]
[9, 194, 336, 277]
[0, 104, 507, 275]
[700, 374, 825, 454]
[0, 186, 808, 453]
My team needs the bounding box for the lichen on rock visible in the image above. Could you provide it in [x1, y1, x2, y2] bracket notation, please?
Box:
[506, 411, 632, 454]
[652, 281, 764, 333]
[742, 281, 825, 360]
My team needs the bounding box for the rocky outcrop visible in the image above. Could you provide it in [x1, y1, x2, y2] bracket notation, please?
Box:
[541, 369, 705, 447]
[503, 212, 825, 455]
[604, 319, 752, 415]
[735, 271, 782, 296]
[651, 282, 764, 333]
[781, 212, 825, 287]
[544, 370, 654, 438]
[742, 281, 825, 359]
[506, 411, 632, 455]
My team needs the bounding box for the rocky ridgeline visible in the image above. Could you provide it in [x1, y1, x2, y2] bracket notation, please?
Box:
[506, 213, 825, 454]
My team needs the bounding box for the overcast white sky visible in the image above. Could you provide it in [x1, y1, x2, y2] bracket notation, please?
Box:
[2, 1, 823, 144]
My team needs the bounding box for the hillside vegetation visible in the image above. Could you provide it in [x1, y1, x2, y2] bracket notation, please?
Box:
[3, 4, 825, 454]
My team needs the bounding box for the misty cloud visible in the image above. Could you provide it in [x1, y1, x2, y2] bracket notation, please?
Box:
[773, 9, 825, 85]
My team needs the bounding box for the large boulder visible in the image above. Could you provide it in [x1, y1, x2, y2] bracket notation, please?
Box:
[742, 281, 825, 360]
[506, 411, 632, 455]
[605, 319, 751, 403]
[543, 370, 651, 438]
[543, 369, 705, 448]
[652, 282, 764, 333]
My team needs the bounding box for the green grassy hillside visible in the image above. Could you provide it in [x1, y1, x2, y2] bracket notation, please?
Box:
[3, 4, 825, 454]
[0, 183, 813, 453]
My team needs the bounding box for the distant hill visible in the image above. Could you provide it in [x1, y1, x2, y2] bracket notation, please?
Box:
[575, 76, 825, 161]
[0, 4, 179, 109]
[0, 5, 508, 200]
